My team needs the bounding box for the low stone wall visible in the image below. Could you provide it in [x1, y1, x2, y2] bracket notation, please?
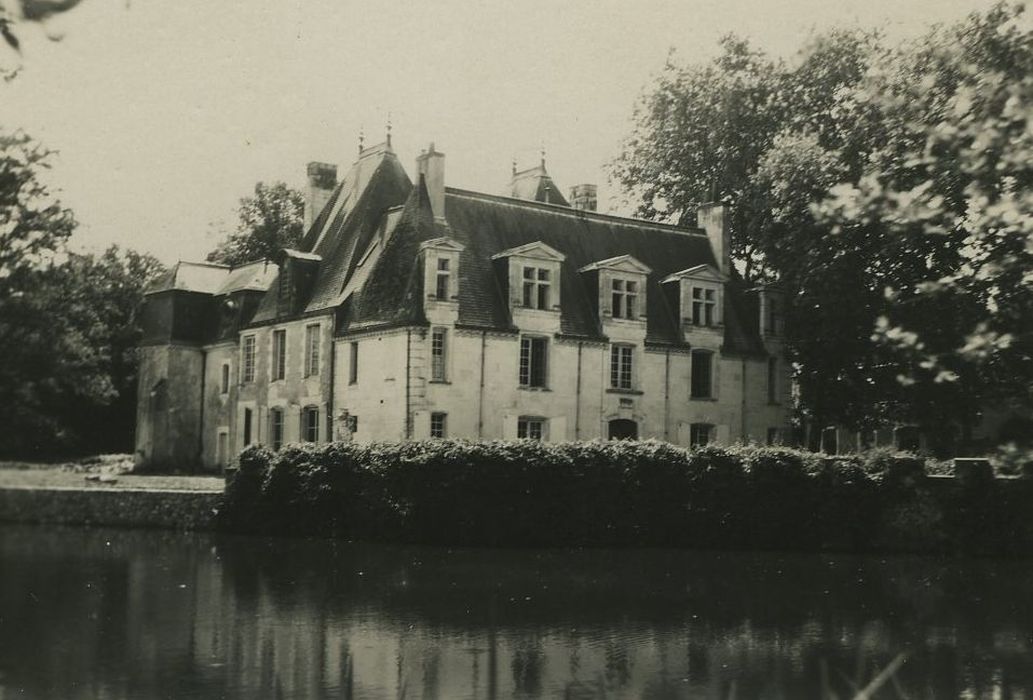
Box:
[0, 486, 222, 531]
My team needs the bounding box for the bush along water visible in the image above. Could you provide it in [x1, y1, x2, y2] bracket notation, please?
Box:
[219, 440, 1033, 555]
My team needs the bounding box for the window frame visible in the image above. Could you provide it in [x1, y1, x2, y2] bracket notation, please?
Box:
[304, 324, 320, 377]
[517, 416, 547, 440]
[431, 328, 447, 382]
[241, 335, 256, 384]
[271, 329, 287, 382]
[690, 422, 713, 447]
[301, 405, 319, 442]
[691, 286, 718, 327]
[518, 335, 548, 388]
[435, 257, 451, 300]
[690, 349, 715, 399]
[610, 278, 639, 320]
[521, 265, 551, 310]
[270, 407, 285, 450]
[243, 407, 253, 446]
[349, 341, 359, 385]
[610, 344, 634, 390]
[220, 363, 230, 395]
[430, 412, 447, 438]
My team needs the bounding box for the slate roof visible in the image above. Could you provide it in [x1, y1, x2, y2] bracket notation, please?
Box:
[146, 261, 231, 295]
[508, 164, 569, 206]
[214, 145, 767, 356]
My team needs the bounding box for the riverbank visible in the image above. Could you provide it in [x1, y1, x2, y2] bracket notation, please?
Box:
[0, 467, 222, 530]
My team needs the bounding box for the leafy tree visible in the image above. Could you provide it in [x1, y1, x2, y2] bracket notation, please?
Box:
[207, 181, 305, 267]
[0, 129, 163, 458]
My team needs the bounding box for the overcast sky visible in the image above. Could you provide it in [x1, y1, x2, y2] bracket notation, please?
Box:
[3, 0, 996, 264]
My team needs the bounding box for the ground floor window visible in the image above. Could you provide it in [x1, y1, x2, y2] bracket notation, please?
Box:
[690, 422, 712, 447]
[430, 412, 447, 438]
[608, 418, 638, 440]
[821, 426, 838, 455]
[270, 408, 285, 450]
[517, 416, 546, 440]
[766, 427, 783, 446]
[243, 408, 253, 445]
[302, 406, 319, 442]
[216, 430, 228, 466]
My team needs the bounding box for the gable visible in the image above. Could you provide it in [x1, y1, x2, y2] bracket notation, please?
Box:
[491, 241, 566, 263]
[578, 254, 652, 275]
[661, 263, 727, 285]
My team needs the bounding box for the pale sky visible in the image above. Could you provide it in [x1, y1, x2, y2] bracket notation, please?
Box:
[3, 0, 997, 264]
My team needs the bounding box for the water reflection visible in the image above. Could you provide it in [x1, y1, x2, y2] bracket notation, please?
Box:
[1, 525, 1032, 699]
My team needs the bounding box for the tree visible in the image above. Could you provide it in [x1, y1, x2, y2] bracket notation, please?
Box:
[816, 3, 1033, 449]
[207, 181, 305, 267]
[0, 129, 164, 458]
[1, 0, 85, 79]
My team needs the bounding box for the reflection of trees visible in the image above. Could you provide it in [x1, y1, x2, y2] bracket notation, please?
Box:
[2, 526, 1033, 699]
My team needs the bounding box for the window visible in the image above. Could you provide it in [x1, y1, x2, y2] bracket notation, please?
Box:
[519, 336, 548, 388]
[216, 431, 228, 467]
[691, 286, 717, 326]
[521, 266, 551, 310]
[821, 427, 838, 455]
[304, 324, 320, 377]
[767, 357, 778, 403]
[610, 344, 634, 390]
[271, 329, 287, 381]
[241, 335, 256, 383]
[518, 416, 546, 440]
[767, 427, 783, 446]
[220, 363, 230, 394]
[435, 258, 451, 300]
[611, 278, 638, 319]
[765, 297, 779, 335]
[302, 406, 319, 442]
[690, 423, 712, 447]
[270, 408, 284, 450]
[691, 350, 714, 399]
[243, 408, 253, 446]
[858, 429, 876, 450]
[431, 328, 447, 382]
[347, 414, 358, 434]
[349, 341, 359, 384]
[430, 412, 447, 438]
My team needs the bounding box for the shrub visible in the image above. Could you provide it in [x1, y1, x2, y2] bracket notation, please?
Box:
[216, 440, 1033, 555]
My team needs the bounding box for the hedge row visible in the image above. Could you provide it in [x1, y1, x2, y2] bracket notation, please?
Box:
[219, 440, 1033, 555]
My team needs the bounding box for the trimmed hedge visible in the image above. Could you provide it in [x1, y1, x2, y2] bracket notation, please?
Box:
[219, 440, 1033, 555]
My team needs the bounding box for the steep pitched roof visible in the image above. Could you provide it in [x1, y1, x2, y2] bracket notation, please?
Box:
[508, 164, 569, 206]
[335, 186, 767, 355]
[146, 261, 229, 295]
[248, 147, 412, 324]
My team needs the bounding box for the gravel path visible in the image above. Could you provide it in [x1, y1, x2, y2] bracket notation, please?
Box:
[0, 466, 224, 493]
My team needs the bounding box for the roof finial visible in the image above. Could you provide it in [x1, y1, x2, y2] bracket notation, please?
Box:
[512, 156, 517, 176]
[358, 126, 364, 154]
[540, 142, 546, 169]
[386, 112, 392, 148]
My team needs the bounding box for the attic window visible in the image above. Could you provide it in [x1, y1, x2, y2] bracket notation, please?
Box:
[691, 287, 717, 326]
[522, 266, 551, 310]
[611, 279, 638, 319]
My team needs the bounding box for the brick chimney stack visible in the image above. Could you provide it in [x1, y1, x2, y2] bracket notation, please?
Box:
[304, 162, 338, 231]
[569, 184, 598, 212]
[416, 143, 446, 221]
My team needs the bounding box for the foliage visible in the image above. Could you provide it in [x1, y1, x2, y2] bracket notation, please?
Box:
[220, 440, 1033, 555]
[206, 181, 305, 267]
[0, 129, 164, 458]
[0, 0, 84, 79]
[612, 5, 1033, 449]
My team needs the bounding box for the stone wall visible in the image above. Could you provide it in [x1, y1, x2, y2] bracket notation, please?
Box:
[0, 487, 220, 530]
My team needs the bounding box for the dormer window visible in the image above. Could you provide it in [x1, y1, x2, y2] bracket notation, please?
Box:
[578, 255, 651, 326]
[420, 237, 465, 305]
[522, 266, 551, 309]
[662, 264, 727, 331]
[611, 279, 638, 319]
[492, 241, 565, 314]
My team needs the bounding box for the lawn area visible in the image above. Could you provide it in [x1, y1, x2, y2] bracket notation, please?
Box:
[0, 458, 224, 493]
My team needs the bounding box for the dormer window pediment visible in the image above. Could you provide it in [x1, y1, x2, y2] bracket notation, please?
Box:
[491, 241, 566, 263]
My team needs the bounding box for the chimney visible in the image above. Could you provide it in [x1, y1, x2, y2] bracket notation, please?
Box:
[697, 202, 731, 275]
[569, 184, 597, 212]
[415, 143, 446, 221]
[304, 162, 338, 230]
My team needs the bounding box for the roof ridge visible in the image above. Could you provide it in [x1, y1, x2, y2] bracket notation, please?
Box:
[177, 260, 231, 270]
[445, 187, 707, 236]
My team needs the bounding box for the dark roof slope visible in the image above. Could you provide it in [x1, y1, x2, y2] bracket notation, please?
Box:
[338, 185, 766, 355]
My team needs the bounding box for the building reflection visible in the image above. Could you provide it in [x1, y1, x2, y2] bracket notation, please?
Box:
[1, 526, 1032, 699]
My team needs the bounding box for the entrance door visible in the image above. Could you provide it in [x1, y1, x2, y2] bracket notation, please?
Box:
[608, 419, 638, 440]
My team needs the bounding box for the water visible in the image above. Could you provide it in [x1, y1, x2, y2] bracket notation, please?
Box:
[1, 526, 1031, 699]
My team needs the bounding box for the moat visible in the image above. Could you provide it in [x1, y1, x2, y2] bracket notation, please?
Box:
[1, 525, 1031, 699]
